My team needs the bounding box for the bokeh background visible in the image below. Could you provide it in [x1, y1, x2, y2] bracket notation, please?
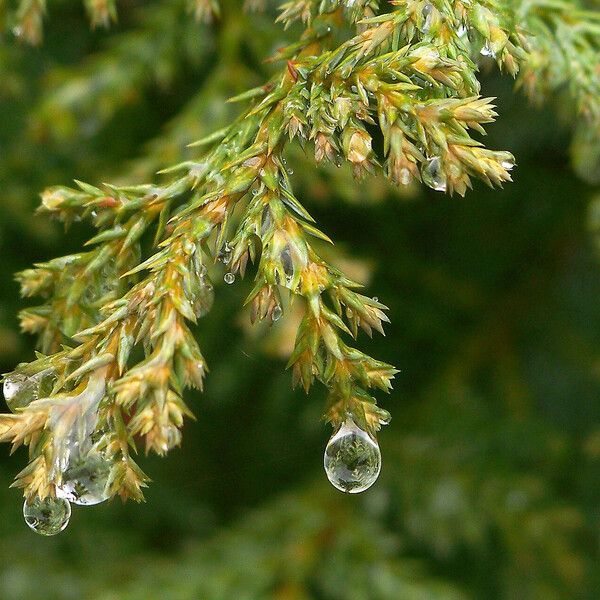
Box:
[0, 1, 599, 598]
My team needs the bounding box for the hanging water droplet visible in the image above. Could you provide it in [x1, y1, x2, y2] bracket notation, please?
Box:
[272, 305, 283, 322]
[56, 450, 111, 506]
[287, 168, 294, 175]
[372, 297, 378, 303]
[422, 157, 447, 192]
[324, 418, 381, 493]
[23, 496, 71, 536]
[224, 272, 235, 284]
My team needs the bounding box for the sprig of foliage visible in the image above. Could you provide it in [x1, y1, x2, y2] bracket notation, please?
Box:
[1, 0, 599, 506]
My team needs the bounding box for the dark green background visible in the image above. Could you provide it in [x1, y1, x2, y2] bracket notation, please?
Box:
[0, 2, 598, 598]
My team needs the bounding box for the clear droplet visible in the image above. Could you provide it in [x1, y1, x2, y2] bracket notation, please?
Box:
[457, 24, 468, 39]
[272, 306, 283, 322]
[23, 497, 71, 536]
[56, 451, 111, 506]
[224, 272, 235, 284]
[3, 370, 54, 413]
[420, 3, 433, 33]
[194, 281, 214, 318]
[399, 167, 411, 186]
[287, 168, 294, 175]
[218, 243, 232, 265]
[422, 157, 447, 192]
[372, 297, 378, 303]
[480, 42, 495, 58]
[501, 158, 515, 171]
[324, 419, 381, 493]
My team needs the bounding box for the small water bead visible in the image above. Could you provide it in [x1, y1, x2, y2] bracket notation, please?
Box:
[224, 272, 235, 284]
[194, 281, 214, 318]
[480, 42, 495, 58]
[420, 3, 434, 34]
[324, 419, 381, 493]
[218, 243, 232, 265]
[501, 158, 515, 171]
[272, 305, 283, 322]
[422, 157, 448, 192]
[56, 451, 111, 506]
[23, 497, 71, 536]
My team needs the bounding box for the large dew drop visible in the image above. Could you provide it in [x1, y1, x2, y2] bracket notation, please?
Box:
[324, 419, 381, 493]
[56, 451, 111, 506]
[23, 496, 71, 536]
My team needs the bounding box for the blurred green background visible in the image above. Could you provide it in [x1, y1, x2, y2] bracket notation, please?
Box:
[0, 1, 599, 598]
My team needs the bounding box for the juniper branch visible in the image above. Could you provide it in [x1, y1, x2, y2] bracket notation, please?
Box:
[2, 0, 598, 504]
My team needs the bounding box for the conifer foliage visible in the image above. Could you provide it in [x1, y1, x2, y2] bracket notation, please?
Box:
[1, 0, 599, 539]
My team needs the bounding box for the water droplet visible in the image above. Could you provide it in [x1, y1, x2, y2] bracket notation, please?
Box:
[501, 158, 515, 171]
[252, 188, 259, 196]
[372, 297, 378, 302]
[3, 370, 54, 413]
[457, 24, 468, 39]
[272, 306, 283, 322]
[422, 157, 447, 192]
[480, 42, 495, 58]
[399, 167, 411, 186]
[224, 272, 235, 284]
[287, 168, 294, 175]
[420, 3, 433, 33]
[324, 418, 381, 493]
[23, 497, 71, 536]
[56, 451, 111, 506]
[194, 280, 214, 318]
[218, 243, 232, 265]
